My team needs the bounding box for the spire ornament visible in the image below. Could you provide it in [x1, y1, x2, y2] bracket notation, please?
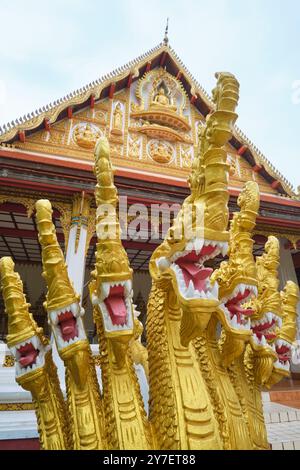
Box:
[163, 18, 169, 45]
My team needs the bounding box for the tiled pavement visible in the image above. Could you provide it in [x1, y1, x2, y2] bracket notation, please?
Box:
[263, 393, 300, 450]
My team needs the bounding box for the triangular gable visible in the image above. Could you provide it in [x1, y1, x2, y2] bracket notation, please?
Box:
[0, 42, 295, 197]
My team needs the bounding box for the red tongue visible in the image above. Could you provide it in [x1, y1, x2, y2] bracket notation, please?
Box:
[19, 351, 38, 368]
[227, 304, 253, 317]
[277, 345, 290, 355]
[18, 343, 38, 368]
[278, 354, 290, 362]
[58, 311, 78, 342]
[177, 262, 213, 291]
[256, 331, 276, 341]
[104, 285, 127, 326]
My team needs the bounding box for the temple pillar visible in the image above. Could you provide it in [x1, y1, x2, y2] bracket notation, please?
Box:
[279, 238, 300, 375]
[65, 193, 91, 299]
[53, 192, 92, 388]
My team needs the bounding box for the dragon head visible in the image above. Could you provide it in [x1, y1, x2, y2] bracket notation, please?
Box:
[212, 182, 259, 344]
[250, 236, 282, 349]
[90, 138, 134, 367]
[243, 236, 282, 385]
[0, 257, 50, 390]
[35, 200, 89, 388]
[150, 72, 240, 347]
[266, 281, 299, 387]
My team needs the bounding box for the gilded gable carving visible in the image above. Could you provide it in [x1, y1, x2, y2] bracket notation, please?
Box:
[12, 67, 276, 193]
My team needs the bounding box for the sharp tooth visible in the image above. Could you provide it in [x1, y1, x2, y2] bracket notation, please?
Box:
[239, 284, 246, 296]
[194, 238, 204, 255]
[99, 282, 110, 301]
[266, 312, 273, 324]
[70, 303, 79, 317]
[50, 310, 59, 325]
[186, 241, 194, 252]
[211, 282, 219, 299]
[186, 280, 194, 298]
[31, 336, 39, 350]
[246, 319, 251, 330]
[221, 242, 229, 256]
[156, 257, 170, 272]
[231, 315, 238, 328]
[261, 336, 267, 346]
[124, 280, 132, 295]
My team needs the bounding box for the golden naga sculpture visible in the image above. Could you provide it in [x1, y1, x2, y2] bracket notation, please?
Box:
[0, 71, 298, 451]
[0, 257, 70, 450]
[211, 186, 274, 450]
[89, 137, 152, 449]
[265, 280, 299, 388]
[146, 72, 240, 450]
[198, 180, 261, 450]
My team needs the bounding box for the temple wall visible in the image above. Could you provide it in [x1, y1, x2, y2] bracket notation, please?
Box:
[13, 263, 45, 305]
[133, 271, 151, 306]
[279, 239, 300, 374]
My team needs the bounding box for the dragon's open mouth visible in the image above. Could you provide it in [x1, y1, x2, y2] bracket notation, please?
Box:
[220, 284, 257, 331]
[167, 238, 227, 300]
[49, 303, 86, 350]
[251, 312, 282, 346]
[10, 336, 50, 378]
[95, 280, 133, 332]
[274, 339, 291, 372]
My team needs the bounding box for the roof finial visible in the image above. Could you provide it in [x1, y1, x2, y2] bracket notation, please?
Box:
[163, 18, 169, 45]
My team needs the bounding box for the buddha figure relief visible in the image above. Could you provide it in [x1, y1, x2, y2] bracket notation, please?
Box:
[74, 123, 100, 149]
[113, 103, 123, 131]
[148, 140, 173, 164]
[150, 82, 177, 112]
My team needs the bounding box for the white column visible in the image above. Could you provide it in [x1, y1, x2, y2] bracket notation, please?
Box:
[54, 193, 91, 388]
[65, 193, 91, 299]
[279, 239, 299, 289]
[66, 224, 88, 299]
[279, 238, 300, 373]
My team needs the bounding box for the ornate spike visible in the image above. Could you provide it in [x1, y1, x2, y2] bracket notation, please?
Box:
[0, 257, 39, 348]
[35, 199, 78, 312]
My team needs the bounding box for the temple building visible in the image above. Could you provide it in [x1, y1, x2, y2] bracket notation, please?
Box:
[1, 39, 300, 338]
[0, 39, 300, 448]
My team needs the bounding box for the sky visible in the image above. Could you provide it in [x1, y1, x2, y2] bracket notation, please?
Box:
[0, 0, 299, 191]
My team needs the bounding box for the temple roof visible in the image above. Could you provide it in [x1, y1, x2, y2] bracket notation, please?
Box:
[0, 42, 296, 198]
